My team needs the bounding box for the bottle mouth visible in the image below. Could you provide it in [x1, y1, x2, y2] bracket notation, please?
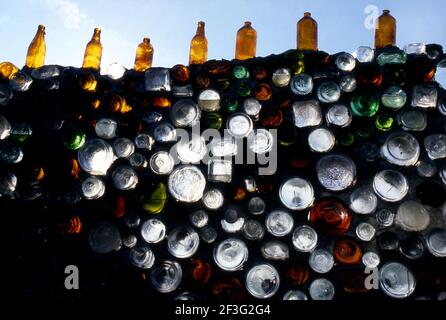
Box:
[304, 12, 311, 17]
[198, 21, 205, 26]
[383, 9, 390, 14]
[94, 27, 102, 33]
[38, 24, 45, 31]
[143, 37, 150, 43]
[244, 21, 252, 26]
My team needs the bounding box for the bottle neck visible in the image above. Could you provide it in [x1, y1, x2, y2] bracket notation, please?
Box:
[37, 25, 45, 38]
[196, 23, 205, 36]
[92, 29, 101, 41]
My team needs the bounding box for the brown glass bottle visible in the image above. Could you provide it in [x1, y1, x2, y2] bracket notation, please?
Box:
[309, 198, 352, 236]
[188, 260, 212, 285]
[340, 269, 370, 293]
[82, 28, 103, 71]
[211, 277, 246, 301]
[333, 237, 363, 264]
[78, 72, 98, 92]
[375, 10, 396, 49]
[407, 56, 436, 83]
[356, 63, 383, 89]
[57, 215, 83, 234]
[297, 12, 318, 51]
[235, 21, 257, 60]
[254, 83, 272, 101]
[261, 108, 283, 127]
[25, 25, 46, 69]
[134, 38, 154, 72]
[189, 21, 208, 65]
[171, 64, 190, 82]
[286, 265, 309, 286]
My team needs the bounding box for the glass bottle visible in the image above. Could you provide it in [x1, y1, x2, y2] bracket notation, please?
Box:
[189, 21, 208, 65]
[297, 12, 318, 51]
[82, 28, 103, 71]
[188, 260, 212, 285]
[0, 62, 19, 80]
[333, 237, 363, 265]
[375, 10, 396, 49]
[309, 198, 352, 236]
[25, 25, 46, 69]
[171, 64, 190, 82]
[235, 21, 257, 60]
[134, 38, 154, 72]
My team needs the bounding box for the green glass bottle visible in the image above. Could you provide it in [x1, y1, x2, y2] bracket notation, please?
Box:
[350, 93, 379, 117]
[375, 114, 394, 131]
[204, 112, 223, 129]
[224, 96, 239, 112]
[142, 182, 167, 214]
[216, 78, 231, 91]
[356, 123, 374, 138]
[381, 86, 407, 110]
[340, 133, 355, 146]
[235, 80, 251, 97]
[284, 50, 305, 74]
[64, 128, 86, 150]
[376, 49, 407, 66]
[232, 65, 250, 79]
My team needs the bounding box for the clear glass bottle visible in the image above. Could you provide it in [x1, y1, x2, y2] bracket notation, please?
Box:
[297, 12, 317, 51]
[189, 21, 208, 65]
[25, 25, 46, 69]
[235, 21, 257, 60]
[134, 38, 154, 72]
[82, 28, 103, 70]
[375, 10, 396, 49]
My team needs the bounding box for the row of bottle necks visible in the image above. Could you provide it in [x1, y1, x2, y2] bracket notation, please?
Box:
[20, 10, 397, 71]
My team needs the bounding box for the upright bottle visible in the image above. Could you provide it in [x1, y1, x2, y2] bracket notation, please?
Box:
[375, 10, 396, 49]
[297, 12, 318, 51]
[25, 25, 46, 69]
[82, 28, 103, 71]
[235, 21, 257, 60]
[134, 38, 154, 72]
[189, 21, 208, 65]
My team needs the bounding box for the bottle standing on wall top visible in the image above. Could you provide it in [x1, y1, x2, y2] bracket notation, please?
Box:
[297, 12, 318, 51]
[134, 38, 154, 72]
[82, 28, 103, 71]
[235, 21, 257, 60]
[25, 25, 46, 69]
[375, 10, 396, 49]
[189, 21, 208, 65]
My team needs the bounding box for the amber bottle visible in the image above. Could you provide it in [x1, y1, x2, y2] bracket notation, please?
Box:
[188, 260, 212, 285]
[333, 237, 363, 264]
[340, 269, 370, 293]
[309, 198, 352, 236]
[235, 21, 257, 60]
[25, 25, 46, 69]
[254, 83, 272, 101]
[134, 38, 154, 72]
[286, 265, 309, 286]
[189, 21, 208, 65]
[297, 12, 318, 51]
[0, 62, 19, 80]
[211, 277, 246, 300]
[82, 28, 103, 71]
[375, 10, 396, 49]
[171, 64, 190, 82]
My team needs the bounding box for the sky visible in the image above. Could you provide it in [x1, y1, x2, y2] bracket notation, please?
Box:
[0, 0, 445, 82]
